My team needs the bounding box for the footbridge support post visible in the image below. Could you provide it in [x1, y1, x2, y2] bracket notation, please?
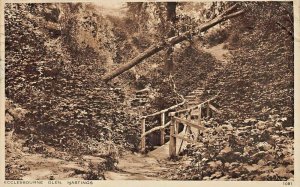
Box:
[169, 112, 176, 157]
[141, 118, 146, 153]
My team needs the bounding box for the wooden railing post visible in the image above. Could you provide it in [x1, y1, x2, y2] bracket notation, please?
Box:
[169, 112, 176, 157]
[187, 110, 192, 132]
[141, 117, 146, 153]
[198, 105, 202, 126]
[207, 102, 210, 118]
[160, 113, 165, 145]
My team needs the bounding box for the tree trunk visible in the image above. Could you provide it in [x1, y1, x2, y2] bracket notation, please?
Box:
[102, 5, 244, 82]
[164, 2, 177, 73]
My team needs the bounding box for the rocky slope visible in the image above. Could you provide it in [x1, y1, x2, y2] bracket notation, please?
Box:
[169, 2, 294, 180]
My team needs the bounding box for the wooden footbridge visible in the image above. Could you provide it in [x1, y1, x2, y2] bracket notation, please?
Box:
[140, 90, 221, 157]
[105, 89, 222, 179]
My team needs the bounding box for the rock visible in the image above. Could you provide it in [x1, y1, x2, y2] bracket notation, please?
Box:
[215, 126, 223, 133]
[47, 147, 56, 154]
[251, 128, 260, 135]
[264, 153, 275, 162]
[236, 130, 247, 136]
[243, 164, 259, 172]
[22, 147, 30, 152]
[257, 142, 272, 151]
[224, 162, 230, 168]
[243, 118, 257, 124]
[19, 164, 30, 171]
[273, 166, 289, 178]
[257, 159, 266, 166]
[252, 151, 266, 160]
[285, 127, 294, 131]
[283, 156, 293, 165]
[266, 127, 275, 133]
[221, 124, 233, 131]
[238, 126, 252, 130]
[256, 121, 267, 130]
[5, 113, 14, 124]
[207, 160, 222, 168]
[229, 162, 240, 169]
[220, 146, 232, 154]
[211, 171, 222, 179]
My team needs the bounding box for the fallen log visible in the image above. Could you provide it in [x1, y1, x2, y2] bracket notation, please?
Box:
[102, 5, 245, 82]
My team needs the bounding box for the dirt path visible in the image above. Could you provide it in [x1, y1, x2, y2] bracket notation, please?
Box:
[202, 43, 232, 64]
[17, 153, 110, 180]
[5, 132, 107, 180]
[104, 153, 169, 180]
[104, 126, 199, 180]
[20, 154, 89, 180]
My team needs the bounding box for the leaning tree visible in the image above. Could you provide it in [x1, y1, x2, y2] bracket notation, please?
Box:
[102, 3, 245, 82]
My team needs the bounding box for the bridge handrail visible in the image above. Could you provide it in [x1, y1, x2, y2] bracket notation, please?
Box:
[141, 97, 186, 119]
[140, 96, 186, 152]
[173, 95, 218, 114]
[140, 94, 220, 153]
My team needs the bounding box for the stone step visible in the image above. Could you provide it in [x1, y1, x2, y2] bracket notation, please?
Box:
[131, 98, 148, 103]
[135, 95, 148, 99]
[186, 99, 198, 103]
[186, 97, 198, 100]
[136, 93, 148, 96]
[187, 101, 199, 105]
[191, 110, 200, 115]
[185, 95, 196, 98]
[191, 91, 204, 94]
[136, 88, 150, 94]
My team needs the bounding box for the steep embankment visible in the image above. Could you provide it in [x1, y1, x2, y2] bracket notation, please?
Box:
[170, 2, 294, 180]
[5, 3, 140, 180]
[166, 36, 294, 180]
[202, 3, 293, 123]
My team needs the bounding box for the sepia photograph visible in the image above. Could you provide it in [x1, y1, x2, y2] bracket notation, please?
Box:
[2, 0, 297, 184]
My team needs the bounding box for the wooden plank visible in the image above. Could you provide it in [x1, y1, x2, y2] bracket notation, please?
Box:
[169, 114, 176, 157]
[178, 125, 188, 153]
[174, 117, 205, 130]
[208, 103, 222, 114]
[176, 105, 200, 113]
[142, 99, 185, 118]
[174, 95, 218, 114]
[198, 107, 202, 126]
[207, 102, 210, 118]
[172, 134, 204, 147]
[187, 111, 192, 133]
[160, 113, 165, 145]
[140, 118, 146, 152]
[142, 121, 171, 137]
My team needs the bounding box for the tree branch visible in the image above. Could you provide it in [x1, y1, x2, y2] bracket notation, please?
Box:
[102, 5, 245, 82]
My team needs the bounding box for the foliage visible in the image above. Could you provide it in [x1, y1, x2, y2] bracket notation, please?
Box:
[202, 1, 293, 123]
[5, 1, 294, 181]
[170, 115, 293, 180]
[5, 3, 140, 157]
[173, 1, 294, 180]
